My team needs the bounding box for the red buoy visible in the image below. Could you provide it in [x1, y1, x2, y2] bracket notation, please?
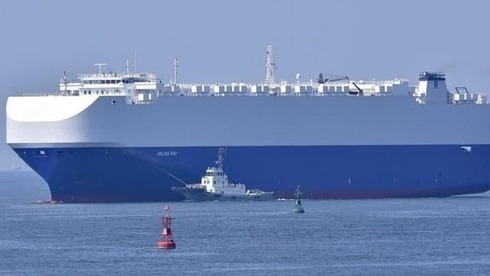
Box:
[157, 205, 176, 249]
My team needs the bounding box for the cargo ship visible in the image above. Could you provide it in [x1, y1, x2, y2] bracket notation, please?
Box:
[6, 46, 490, 202]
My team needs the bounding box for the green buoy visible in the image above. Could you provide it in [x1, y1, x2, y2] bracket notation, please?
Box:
[293, 185, 304, 213]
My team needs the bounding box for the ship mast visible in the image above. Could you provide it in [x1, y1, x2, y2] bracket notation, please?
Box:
[265, 45, 277, 86]
[215, 147, 226, 170]
[173, 58, 178, 85]
[62, 71, 67, 96]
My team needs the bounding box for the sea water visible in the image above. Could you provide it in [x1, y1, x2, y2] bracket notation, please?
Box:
[1, 171, 489, 276]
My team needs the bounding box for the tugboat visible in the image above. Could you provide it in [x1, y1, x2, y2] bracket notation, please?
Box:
[293, 186, 305, 213]
[171, 148, 274, 201]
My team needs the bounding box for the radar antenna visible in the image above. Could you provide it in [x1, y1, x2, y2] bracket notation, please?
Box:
[265, 45, 277, 85]
[94, 63, 107, 74]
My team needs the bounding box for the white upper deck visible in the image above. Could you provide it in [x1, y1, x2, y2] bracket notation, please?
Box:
[54, 67, 486, 106]
[21, 45, 489, 105]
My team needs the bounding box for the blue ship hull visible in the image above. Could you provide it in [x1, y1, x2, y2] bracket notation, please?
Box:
[13, 145, 490, 202]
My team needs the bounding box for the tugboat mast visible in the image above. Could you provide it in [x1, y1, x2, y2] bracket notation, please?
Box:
[215, 147, 226, 170]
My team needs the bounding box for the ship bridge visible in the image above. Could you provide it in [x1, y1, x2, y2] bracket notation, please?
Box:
[58, 64, 159, 104]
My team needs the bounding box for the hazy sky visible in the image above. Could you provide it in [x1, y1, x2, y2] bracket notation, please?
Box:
[1, 0, 490, 169]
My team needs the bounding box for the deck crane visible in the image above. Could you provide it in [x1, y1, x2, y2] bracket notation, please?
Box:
[318, 73, 349, 84]
[350, 82, 364, 96]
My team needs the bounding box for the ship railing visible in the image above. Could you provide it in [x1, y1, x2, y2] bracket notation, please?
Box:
[78, 72, 156, 79]
[166, 79, 408, 90]
[22, 92, 63, 97]
[156, 90, 395, 98]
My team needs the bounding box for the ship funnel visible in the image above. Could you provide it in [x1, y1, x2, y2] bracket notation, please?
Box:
[415, 72, 448, 104]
